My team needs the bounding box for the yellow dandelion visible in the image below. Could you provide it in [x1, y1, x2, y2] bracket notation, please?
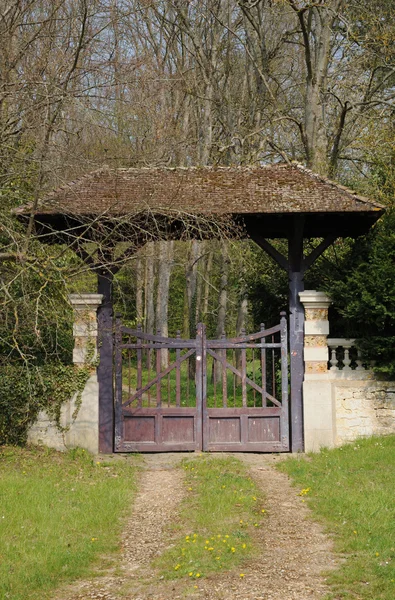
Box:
[240, 519, 243, 524]
[242, 543, 246, 549]
[225, 535, 229, 538]
[231, 547, 236, 553]
[215, 556, 220, 560]
[208, 547, 214, 551]
[189, 572, 193, 577]
[261, 509, 265, 513]
[240, 573, 245, 578]
[205, 540, 210, 544]
[185, 535, 190, 540]
[174, 564, 181, 570]
[193, 533, 197, 537]
[196, 573, 201, 578]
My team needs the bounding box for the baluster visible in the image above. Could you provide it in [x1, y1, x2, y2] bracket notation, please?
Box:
[221, 331, 227, 407]
[233, 348, 236, 407]
[156, 328, 162, 406]
[241, 328, 247, 408]
[329, 345, 339, 371]
[252, 347, 256, 408]
[176, 331, 181, 407]
[355, 348, 365, 371]
[271, 334, 276, 399]
[136, 325, 142, 405]
[343, 345, 352, 371]
[261, 323, 266, 406]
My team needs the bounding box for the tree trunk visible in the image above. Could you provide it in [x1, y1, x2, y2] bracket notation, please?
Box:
[145, 243, 155, 335]
[214, 241, 229, 383]
[202, 247, 213, 323]
[135, 253, 144, 326]
[183, 240, 199, 338]
[236, 282, 248, 380]
[156, 241, 174, 368]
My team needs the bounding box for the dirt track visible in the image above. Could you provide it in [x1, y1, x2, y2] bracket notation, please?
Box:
[55, 453, 337, 600]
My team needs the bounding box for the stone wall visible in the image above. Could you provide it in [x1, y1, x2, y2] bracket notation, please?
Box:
[334, 377, 395, 444]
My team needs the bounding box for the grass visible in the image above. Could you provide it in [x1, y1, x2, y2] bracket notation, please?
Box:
[0, 445, 138, 600]
[121, 352, 282, 409]
[155, 455, 266, 581]
[278, 435, 395, 600]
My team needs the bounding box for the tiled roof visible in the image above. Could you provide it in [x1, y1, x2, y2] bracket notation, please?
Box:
[27, 163, 384, 216]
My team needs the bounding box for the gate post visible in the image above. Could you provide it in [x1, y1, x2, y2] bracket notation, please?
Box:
[114, 314, 123, 452]
[299, 291, 334, 451]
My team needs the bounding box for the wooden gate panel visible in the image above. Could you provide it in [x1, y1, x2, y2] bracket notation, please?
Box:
[114, 316, 202, 452]
[202, 313, 289, 452]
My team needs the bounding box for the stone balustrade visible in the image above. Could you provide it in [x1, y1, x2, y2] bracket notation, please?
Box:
[327, 338, 369, 372]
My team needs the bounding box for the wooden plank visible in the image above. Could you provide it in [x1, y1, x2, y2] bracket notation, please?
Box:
[195, 323, 204, 451]
[176, 332, 181, 407]
[261, 323, 266, 407]
[241, 328, 247, 407]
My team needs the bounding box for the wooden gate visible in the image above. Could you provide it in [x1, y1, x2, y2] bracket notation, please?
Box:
[114, 313, 289, 452]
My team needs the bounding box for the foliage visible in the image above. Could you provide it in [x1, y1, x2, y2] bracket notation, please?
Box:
[0, 445, 138, 600]
[323, 204, 395, 377]
[156, 455, 265, 580]
[278, 435, 395, 600]
[0, 364, 91, 446]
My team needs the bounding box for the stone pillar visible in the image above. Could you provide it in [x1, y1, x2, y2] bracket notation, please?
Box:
[66, 293, 103, 453]
[299, 290, 334, 452]
[28, 293, 103, 454]
[69, 294, 103, 364]
[299, 290, 331, 373]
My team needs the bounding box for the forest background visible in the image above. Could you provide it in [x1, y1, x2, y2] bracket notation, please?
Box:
[1, 0, 394, 443]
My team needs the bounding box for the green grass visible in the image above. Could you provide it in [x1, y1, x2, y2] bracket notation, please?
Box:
[121, 353, 281, 409]
[278, 435, 395, 600]
[155, 455, 266, 580]
[0, 446, 138, 600]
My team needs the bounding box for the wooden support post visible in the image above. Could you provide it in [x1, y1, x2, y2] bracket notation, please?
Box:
[97, 268, 114, 453]
[288, 218, 305, 453]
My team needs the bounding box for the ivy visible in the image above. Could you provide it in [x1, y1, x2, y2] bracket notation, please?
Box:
[0, 364, 90, 446]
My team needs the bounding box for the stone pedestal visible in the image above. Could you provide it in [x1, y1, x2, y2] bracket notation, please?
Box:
[299, 290, 331, 373]
[69, 294, 103, 364]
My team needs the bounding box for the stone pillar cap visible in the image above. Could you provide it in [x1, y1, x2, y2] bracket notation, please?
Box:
[69, 293, 104, 307]
[299, 290, 331, 308]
